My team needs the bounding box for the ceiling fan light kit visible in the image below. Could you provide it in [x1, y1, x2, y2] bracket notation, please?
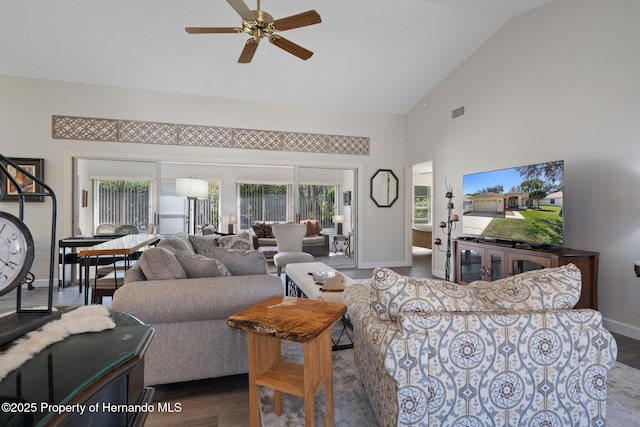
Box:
[186, 0, 321, 64]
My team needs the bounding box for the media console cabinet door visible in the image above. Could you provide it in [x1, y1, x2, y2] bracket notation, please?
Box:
[453, 239, 598, 310]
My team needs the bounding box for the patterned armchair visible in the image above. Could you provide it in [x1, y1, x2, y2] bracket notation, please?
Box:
[344, 264, 618, 427]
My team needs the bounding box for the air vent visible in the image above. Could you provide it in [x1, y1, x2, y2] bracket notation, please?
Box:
[451, 106, 465, 119]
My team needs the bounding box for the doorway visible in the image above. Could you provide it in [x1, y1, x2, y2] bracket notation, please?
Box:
[411, 161, 433, 274]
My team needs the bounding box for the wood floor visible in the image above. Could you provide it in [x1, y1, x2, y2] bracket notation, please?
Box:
[2, 249, 639, 426]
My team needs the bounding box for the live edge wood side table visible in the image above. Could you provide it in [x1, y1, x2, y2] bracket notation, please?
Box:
[227, 296, 347, 427]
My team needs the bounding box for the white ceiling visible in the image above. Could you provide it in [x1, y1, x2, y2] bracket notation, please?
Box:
[0, 0, 552, 114]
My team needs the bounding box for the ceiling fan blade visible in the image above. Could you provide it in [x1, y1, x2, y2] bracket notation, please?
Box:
[227, 0, 255, 21]
[185, 27, 238, 34]
[238, 39, 259, 63]
[269, 36, 313, 60]
[272, 10, 321, 31]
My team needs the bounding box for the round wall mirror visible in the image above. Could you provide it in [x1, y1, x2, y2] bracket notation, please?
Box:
[370, 169, 399, 207]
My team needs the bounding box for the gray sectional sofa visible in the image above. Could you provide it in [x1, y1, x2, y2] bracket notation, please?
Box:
[111, 233, 283, 386]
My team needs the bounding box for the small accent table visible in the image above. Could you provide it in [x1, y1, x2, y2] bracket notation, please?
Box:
[228, 296, 347, 427]
[331, 234, 348, 253]
[0, 307, 154, 427]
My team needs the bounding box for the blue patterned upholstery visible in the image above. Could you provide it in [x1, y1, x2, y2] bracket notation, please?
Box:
[344, 264, 618, 427]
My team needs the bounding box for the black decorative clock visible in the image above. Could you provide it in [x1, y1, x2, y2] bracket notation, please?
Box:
[0, 211, 35, 296]
[0, 154, 62, 346]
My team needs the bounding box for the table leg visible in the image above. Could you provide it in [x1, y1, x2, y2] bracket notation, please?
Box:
[58, 246, 65, 290]
[303, 328, 334, 427]
[321, 330, 334, 427]
[248, 332, 281, 427]
[83, 257, 90, 305]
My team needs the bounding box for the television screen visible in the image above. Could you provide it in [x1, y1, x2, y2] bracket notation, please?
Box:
[462, 160, 564, 246]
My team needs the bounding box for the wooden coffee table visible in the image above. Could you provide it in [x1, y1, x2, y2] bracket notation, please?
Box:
[227, 296, 347, 427]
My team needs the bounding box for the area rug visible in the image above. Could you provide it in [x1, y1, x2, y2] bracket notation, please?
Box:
[260, 343, 640, 427]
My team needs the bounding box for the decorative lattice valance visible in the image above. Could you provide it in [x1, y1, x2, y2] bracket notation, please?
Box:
[52, 115, 369, 156]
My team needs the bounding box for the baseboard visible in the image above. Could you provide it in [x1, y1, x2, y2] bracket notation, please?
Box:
[603, 318, 640, 341]
[359, 260, 409, 269]
[431, 268, 446, 280]
[19, 278, 59, 289]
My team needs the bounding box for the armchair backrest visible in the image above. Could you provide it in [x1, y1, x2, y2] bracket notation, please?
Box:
[271, 223, 307, 252]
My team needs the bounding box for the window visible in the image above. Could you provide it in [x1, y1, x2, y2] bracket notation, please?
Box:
[95, 179, 150, 232]
[238, 184, 288, 229]
[413, 185, 431, 224]
[298, 184, 336, 229]
[196, 181, 221, 229]
[238, 183, 338, 230]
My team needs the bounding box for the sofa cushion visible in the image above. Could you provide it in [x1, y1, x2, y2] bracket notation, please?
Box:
[257, 237, 278, 246]
[138, 247, 187, 280]
[370, 267, 487, 321]
[303, 236, 325, 246]
[468, 263, 582, 310]
[300, 219, 322, 237]
[174, 252, 231, 278]
[208, 247, 268, 276]
[252, 222, 274, 238]
[188, 234, 221, 257]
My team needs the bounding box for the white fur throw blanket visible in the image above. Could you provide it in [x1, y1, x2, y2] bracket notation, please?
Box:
[0, 305, 115, 381]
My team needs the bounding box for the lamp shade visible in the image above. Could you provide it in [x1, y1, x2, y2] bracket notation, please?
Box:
[229, 214, 238, 225]
[332, 215, 345, 224]
[176, 178, 208, 199]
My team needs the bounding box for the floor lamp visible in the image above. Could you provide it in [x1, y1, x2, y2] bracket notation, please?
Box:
[176, 178, 208, 235]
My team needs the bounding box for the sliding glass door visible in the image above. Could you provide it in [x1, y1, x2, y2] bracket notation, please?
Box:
[73, 158, 157, 236]
[297, 167, 356, 269]
[72, 159, 357, 269]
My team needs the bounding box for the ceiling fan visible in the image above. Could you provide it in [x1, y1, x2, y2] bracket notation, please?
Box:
[186, 0, 322, 64]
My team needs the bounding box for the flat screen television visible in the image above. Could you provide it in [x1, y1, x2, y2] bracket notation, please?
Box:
[461, 160, 564, 247]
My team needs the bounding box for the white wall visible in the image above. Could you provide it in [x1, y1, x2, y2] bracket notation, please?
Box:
[405, 0, 640, 338]
[0, 75, 408, 284]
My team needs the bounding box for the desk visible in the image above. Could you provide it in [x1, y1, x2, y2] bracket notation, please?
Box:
[78, 234, 159, 305]
[228, 296, 346, 427]
[0, 307, 154, 427]
[58, 235, 123, 289]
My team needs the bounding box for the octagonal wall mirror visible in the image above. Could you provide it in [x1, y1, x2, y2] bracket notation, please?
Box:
[370, 169, 399, 208]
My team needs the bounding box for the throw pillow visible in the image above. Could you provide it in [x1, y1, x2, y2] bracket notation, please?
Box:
[188, 234, 220, 257]
[218, 232, 253, 250]
[253, 222, 274, 238]
[138, 247, 187, 280]
[468, 263, 582, 310]
[174, 252, 232, 278]
[208, 247, 267, 276]
[157, 236, 194, 254]
[300, 219, 322, 237]
[369, 267, 488, 321]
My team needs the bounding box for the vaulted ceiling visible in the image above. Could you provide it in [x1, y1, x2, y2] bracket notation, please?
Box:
[0, 0, 552, 114]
